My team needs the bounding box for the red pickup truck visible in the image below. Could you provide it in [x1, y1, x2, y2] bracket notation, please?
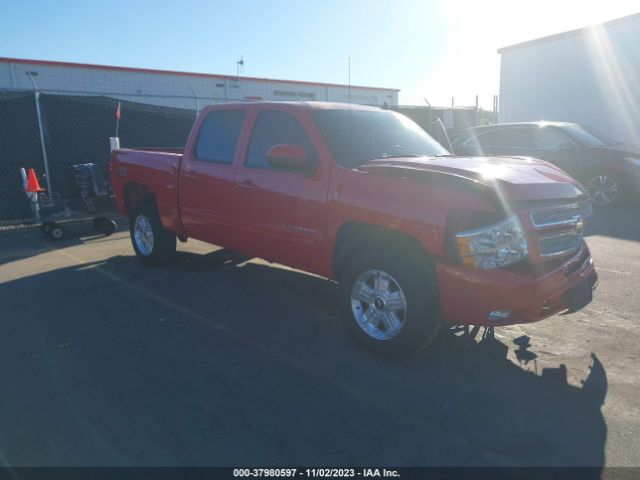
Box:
[109, 102, 598, 357]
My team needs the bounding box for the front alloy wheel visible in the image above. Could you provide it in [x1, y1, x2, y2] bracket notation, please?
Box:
[341, 249, 441, 358]
[587, 175, 619, 206]
[351, 269, 408, 341]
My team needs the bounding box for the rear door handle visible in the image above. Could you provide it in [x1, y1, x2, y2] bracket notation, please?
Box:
[236, 179, 256, 189]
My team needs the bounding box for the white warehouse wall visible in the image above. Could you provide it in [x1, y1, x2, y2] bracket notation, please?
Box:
[499, 14, 640, 148]
[0, 58, 398, 109]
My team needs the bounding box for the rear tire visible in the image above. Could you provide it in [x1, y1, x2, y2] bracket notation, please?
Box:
[130, 202, 176, 266]
[340, 249, 441, 358]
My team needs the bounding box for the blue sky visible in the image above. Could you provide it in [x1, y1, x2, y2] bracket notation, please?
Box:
[2, 0, 638, 108]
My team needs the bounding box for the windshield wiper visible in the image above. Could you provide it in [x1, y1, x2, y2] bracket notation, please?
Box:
[435, 154, 456, 157]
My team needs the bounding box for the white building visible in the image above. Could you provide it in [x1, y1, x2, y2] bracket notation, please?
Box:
[0, 57, 399, 109]
[498, 13, 640, 147]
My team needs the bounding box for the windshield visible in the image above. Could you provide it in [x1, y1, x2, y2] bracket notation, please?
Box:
[579, 125, 622, 146]
[562, 124, 610, 147]
[312, 109, 449, 167]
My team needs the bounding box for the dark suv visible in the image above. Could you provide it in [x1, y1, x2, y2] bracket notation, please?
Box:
[452, 122, 640, 206]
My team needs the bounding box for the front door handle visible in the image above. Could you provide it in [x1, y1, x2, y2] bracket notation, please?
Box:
[237, 179, 256, 189]
[182, 168, 198, 180]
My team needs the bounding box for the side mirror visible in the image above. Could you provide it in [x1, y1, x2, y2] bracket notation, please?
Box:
[267, 144, 315, 173]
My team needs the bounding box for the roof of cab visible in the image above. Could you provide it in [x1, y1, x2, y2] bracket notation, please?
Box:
[467, 121, 581, 131]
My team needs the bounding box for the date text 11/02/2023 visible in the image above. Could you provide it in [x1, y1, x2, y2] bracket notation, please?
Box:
[232, 468, 400, 477]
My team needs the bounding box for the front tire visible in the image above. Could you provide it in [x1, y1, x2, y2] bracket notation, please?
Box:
[585, 173, 622, 207]
[130, 202, 176, 265]
[340, 249, 441, 358]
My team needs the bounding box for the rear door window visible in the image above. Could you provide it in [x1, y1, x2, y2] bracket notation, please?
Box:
[195, 110, 246, 164]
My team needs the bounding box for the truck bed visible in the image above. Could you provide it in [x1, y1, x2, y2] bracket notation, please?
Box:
[109, 148, 183, 233]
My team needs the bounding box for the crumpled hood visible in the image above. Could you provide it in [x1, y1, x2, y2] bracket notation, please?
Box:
[359, 156, 588, 201]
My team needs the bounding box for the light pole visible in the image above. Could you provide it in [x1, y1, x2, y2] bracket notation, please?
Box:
[27, 71, 53, 198]
[236, 57, 244, 78]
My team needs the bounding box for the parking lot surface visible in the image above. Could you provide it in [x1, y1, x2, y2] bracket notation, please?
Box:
[0, 209, 639, 467]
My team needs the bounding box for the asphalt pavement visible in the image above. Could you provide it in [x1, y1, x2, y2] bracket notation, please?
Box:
[0, 209, 638, 468]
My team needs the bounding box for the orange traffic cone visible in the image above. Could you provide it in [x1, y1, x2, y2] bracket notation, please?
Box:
[25, 168, 45, 193]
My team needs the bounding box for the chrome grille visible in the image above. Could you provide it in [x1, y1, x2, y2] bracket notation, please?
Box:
[531, 202, 592, 228]
[539, 232, 582, 257]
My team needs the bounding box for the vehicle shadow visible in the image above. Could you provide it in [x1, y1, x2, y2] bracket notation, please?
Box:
[0, 219, 127, 266]
[0, 252, 607, 470]
[174, 249, 252, 272]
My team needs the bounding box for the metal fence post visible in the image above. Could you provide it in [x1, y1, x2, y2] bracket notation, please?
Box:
[188, 84, 200, 115]
[475, 95, 479, 126]
[27, 73, 53, 197]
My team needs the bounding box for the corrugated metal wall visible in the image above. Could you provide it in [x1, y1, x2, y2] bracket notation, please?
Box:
[499, 15, 640, 147]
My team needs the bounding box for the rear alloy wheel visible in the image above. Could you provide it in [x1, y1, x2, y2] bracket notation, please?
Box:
[341, 249, 441, 358]
[134, 215, 154, 255]
[586, 174, 620, 207]
[129, 202, 176, 265]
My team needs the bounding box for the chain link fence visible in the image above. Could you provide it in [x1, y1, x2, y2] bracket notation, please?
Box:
[0, 90, 498, 225]
[0, 92, 45, 222]
[0, 90, 209, 224]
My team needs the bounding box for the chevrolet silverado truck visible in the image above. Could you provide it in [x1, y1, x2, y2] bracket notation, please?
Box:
[109, 102, 598, 357]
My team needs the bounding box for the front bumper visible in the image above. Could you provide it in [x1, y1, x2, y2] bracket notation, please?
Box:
[436, 241, 598, 326]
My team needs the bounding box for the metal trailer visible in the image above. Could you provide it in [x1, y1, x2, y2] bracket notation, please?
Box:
[21, 164, 118, 240]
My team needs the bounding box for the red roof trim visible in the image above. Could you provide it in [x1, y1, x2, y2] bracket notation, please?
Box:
[0, 57, 400, 92]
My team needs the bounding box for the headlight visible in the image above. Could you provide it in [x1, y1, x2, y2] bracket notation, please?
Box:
[624, 156, 640, 167]
[455, 215, 528, 269]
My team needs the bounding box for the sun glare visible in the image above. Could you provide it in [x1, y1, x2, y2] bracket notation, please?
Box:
[585, 23, 640, 147]
[405, 0, 640, 107]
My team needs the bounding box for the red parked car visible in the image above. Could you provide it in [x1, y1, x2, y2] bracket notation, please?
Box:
[109, 102, 597, 357]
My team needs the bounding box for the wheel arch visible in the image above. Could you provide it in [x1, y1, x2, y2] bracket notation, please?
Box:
[332, 221, 435, 282]
[124, 182, 157, 217]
